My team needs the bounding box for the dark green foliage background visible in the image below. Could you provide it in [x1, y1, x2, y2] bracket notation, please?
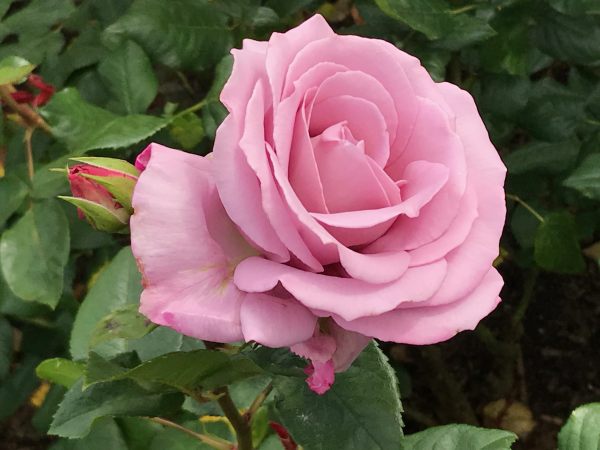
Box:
[0, 1, 599, 449]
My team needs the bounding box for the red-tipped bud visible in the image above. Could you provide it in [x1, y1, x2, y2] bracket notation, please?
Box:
[61, 157, 139, 233]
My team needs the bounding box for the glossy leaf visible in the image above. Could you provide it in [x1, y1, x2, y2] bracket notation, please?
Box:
[563, 154, 600, 200]
[41, 89, 168, 153]
[90, 305, 156, 348]
[98, 40, 158, 114]
[374, 0, 495, 49]
[85, 349, 263, 392]
[558, 403, 600, 450]
[0, 55, 35, 85]
[534, 211, 586, 274]
[70, 247, 142, 360]
[0, 174, 28, 228]
[49, 378, 183, 438]
[36, 358, 84, 388]
[399, 424, 517, 449]
[273, 342, 403, 450]
[504, 140, 580, 175]
[0, 200, 70, 308]
[104, 0, 233, 71]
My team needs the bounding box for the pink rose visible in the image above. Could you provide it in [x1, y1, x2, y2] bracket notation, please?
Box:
[130, 15, 506, 393]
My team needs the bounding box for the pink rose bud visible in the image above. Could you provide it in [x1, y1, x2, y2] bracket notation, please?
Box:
[60, 157, 139, 233]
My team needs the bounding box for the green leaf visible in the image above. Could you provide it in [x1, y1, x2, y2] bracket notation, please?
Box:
[98, 40, 158, 114]
[534, 211, 586, 274]
[0, 174, 28, 228]
[519, 79, 586, 142]
[549, 0, 600, 15]
[0, 0, 75, 39]
[128, 326, 204, 362]
[0, 356, 41, 420]
[477, 4, 551, 76]
[399, 424, 517, 449]
[70, 247, 142, 360]
[273, 342, 403, 450]
[0, 315, 12, 379]
[36, 358, 84, 388]
[90, 305, 157, 348]
[32, 384, 67, 433]
[563, 154, 600, 200]
[374, 0, 495, 49]
[104, 0, 233, 71]
[558, 403, 600, 450]
[41, 88, 168, 153]
[504, 140, 580, 175]
[169, 112, 205, 149]
[0, 269, 50, 318]
[0, 55, 35, 85]
[49, 417, 130, 450]
[535, 9, 600, 66]
[202, 55, 233, 139]
[85, 349, 263, 392]
[0, 200, 70, 308]
[49, 378, 183, 438]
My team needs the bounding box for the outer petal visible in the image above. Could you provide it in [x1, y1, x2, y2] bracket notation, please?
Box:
[333, 268, 503, 345]
[240, 294, 317, 347]
[131, 144, 251, 342]
[424, 82, 507, 305]
[234, 256, 447, 321]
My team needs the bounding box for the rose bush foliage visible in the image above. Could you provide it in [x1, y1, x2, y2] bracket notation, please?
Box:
[1, 1, 599, 449]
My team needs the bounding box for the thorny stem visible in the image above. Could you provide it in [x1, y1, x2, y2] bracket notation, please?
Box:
[245, 382, 273, 421]
[215, 386, 253, 450]
[24, 127, 34, 181]
[511, 269, 539, 332]
[506, 193, 545, 223]
[0, 84, 52, 133]
[149, 417, 234, 450]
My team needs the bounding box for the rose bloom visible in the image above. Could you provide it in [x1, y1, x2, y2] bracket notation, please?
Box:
[130, 15, 506, 394]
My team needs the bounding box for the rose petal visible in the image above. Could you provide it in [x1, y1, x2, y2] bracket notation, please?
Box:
[131, 144, 251, 342]
[266, 14, 334, 108]
[283, 34, 419, 159]
[333, 268, 503, 345]
[309, 94, 390, 167]
[214, 114, 290, 262]
[240, 82, 322, 271]
[380, 97, 467, 250]
[310, 160, 449, 229]
[234, 256, 447, 321]
[240, 293, 317, 347]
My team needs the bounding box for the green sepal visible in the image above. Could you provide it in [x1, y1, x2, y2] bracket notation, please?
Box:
[68, 157, 140, 178]
[79, 173, 136, 212]
[58, 196, 129, 233]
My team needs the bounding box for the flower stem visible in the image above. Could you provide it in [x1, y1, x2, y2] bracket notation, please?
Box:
[245, 382, 273, 421]
[149, 417, 234, 450]
[0, 85, 52, 134]
[215, 386, 253, 450]
[24, 127, 34, 181]
[506, 193, 545, 223]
